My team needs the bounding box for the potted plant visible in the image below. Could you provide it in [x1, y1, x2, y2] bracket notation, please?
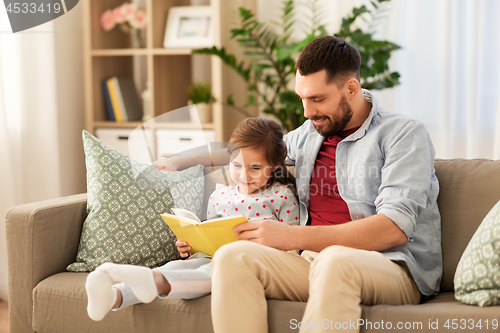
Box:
[186, 82, 216, 123]
[194, 0, 400, 131]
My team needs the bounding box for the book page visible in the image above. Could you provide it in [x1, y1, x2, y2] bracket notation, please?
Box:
[171, 208, 202, 224]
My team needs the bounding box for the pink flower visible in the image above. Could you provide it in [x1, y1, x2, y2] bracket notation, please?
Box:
[120, 3, 137, 21]
[101, 3, 147, 33]
[130, 10, 147, 29]
[100, 10, 116, 31]
[112, 7, 126, 24]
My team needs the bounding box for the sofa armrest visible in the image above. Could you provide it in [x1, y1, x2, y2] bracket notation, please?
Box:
[5, 193, 87, 333]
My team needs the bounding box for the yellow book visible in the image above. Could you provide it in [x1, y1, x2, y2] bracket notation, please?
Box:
[106, 78, 123, 123]
[161, 208, 247, 256]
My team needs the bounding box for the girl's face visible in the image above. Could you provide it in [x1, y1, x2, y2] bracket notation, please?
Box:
[229, 146, 276, 195]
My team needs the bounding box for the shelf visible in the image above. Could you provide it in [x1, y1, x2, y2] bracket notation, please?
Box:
[91, 48, 193, 56]
[94, 121, 215, 130]
[153, 122, 215, 130]
[94, 121, 145, 128]
[92, 49, 149, 56]
[151, 48, 192, 55]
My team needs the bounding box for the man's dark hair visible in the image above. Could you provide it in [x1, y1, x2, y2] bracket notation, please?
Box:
[295, 36, 361, 88]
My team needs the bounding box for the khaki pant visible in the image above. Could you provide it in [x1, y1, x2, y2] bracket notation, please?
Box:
[211, 241, 421, 333]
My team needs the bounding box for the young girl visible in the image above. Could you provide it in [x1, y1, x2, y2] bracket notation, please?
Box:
[85, 117, 299, 321]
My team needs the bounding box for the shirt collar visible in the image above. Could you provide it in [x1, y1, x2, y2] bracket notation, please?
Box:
[343, 89, 379, 142]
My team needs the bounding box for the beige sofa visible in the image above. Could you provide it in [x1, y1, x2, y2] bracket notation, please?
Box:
[6, 159, 500, 333]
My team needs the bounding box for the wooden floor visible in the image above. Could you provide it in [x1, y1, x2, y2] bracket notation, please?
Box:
[0, 302, 8, 333]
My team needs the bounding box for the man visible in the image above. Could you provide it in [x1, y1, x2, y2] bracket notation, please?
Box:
[209, 36, 442, 333]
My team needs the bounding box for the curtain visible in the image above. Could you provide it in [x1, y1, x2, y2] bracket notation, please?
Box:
[374, 0, 500, 159]
[0, 5, 86, 301]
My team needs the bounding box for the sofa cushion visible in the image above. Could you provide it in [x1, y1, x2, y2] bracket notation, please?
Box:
[454, 199, 500, 306]
[434, 159, 500, 292]
[67, 131, 204, 272]
[34, 272, 500, 333]
[33, 272, 213, 333]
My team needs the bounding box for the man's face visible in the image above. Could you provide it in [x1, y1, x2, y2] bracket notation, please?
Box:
[295, 70, 353, 137]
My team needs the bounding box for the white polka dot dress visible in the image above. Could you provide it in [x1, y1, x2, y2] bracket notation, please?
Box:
[206, 182, 300, 225]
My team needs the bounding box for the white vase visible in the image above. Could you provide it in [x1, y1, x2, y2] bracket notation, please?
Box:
[130, 28, 146, 48]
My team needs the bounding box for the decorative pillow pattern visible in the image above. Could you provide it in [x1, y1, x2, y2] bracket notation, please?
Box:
[454, 200, 500, 306]
[67, 131, 204, 272]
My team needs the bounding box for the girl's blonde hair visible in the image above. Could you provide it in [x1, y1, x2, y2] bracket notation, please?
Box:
[227, 118, 296, 194]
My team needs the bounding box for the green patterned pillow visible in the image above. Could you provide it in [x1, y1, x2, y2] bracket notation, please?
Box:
[454, 200, 500, 306]
[67, 131, 204, 272]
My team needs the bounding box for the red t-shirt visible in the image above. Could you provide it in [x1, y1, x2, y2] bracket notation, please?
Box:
[309, 127, 360, 226]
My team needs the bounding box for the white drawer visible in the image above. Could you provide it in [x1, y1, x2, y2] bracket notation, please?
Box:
[156, 129, 215, 156]
[95, 128, 154, 164]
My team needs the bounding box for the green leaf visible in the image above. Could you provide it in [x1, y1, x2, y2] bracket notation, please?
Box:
[238, 7, 254, 21]
[244, 94, 256, 108]
[362, 72, 400, 90]
[250, 63, 272, 71]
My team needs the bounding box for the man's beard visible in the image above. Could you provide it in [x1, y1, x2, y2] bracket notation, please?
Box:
[311, 95, 353, 137]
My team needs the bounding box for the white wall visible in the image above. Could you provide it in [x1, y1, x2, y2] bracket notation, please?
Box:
[53, 4, 86, 198]
[257, 0, 365, 37]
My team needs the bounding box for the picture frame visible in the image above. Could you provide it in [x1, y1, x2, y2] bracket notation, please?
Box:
[163, 6, 214, 49]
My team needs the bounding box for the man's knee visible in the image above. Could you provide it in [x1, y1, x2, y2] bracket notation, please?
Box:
[213, 240, 257, 259]
[212, 241, 259, 271]
[312, 245, 365, 279]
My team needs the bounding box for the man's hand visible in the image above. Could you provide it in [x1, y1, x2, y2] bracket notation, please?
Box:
[233, 220, 295, 251]
[176, 240, 191, 258]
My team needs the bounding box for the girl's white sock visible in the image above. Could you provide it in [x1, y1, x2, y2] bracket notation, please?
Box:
[85, 270, 117, 321]
[97, 262, 158, 303]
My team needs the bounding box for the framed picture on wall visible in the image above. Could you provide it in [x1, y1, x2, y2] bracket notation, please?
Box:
[163, 6, 214, 49]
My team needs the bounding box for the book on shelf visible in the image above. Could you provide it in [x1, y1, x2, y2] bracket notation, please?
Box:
[115, 77, 143, 121]
[102, 76, 144, 122]
[161, 208, 247, 256]
[101, 79, 115, 122]
[105, 78, 124, 122]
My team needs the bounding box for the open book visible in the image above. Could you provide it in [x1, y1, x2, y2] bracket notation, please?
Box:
[161, 208, 247, 256]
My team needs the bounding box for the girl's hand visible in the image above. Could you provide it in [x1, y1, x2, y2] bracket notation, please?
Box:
[176, 240, 191, 257]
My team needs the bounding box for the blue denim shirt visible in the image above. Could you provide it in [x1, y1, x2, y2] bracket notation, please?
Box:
[283, 90, 442, 296]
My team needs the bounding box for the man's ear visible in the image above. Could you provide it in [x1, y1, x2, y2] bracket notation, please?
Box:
[345, 78, 360, 99]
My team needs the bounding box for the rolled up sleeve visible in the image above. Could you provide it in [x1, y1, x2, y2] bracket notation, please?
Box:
[374, 121, 435, 239]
